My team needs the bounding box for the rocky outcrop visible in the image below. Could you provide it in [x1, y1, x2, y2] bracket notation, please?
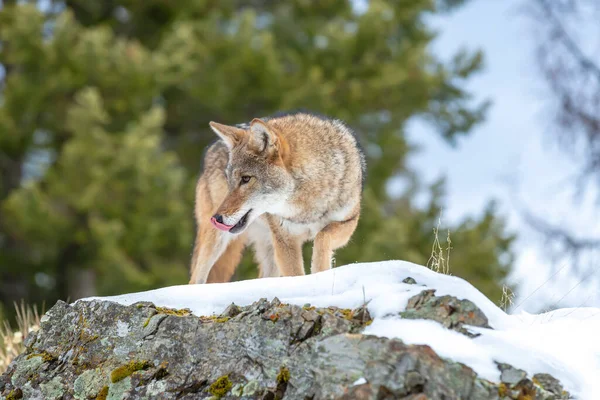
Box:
[400, 289, 490, 337]
[0, 290, 569, 400]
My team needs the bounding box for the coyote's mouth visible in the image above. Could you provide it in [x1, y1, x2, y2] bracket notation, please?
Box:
[211, 209, 252, 234]
[229, 209, 251, 234]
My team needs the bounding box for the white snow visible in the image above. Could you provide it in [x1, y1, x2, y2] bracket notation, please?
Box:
[352, 377, 367, 386]
[81, 260, 600, 399]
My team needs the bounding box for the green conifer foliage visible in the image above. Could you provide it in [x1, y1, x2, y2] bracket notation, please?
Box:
[0, 1, 514, 310]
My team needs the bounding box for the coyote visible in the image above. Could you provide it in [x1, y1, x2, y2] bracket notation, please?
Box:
[189, 112, 365, 284]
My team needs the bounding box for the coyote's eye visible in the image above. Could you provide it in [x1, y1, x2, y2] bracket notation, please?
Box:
[240, 176, 251, 185]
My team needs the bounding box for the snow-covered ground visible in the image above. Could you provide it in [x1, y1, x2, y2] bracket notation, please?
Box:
[83, 261, 600, 399]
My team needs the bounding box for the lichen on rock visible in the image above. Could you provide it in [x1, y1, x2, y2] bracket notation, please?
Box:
[0, 296, 570, 400]
[39, 376, 65, 400]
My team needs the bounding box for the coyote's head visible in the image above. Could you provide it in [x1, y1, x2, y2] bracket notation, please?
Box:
[208, 118, 292, 234]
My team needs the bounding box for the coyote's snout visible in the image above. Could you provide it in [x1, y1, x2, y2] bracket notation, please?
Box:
[210, 212, 250, 233]
[189, 112, 365, 284]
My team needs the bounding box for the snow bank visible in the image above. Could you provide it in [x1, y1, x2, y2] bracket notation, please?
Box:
[82, 261, 600, 399]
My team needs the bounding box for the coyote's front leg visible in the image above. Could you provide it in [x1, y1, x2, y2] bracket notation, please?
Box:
[311, 213, 360, 274]
[189, 223, 230, 284]
[267, 216, 305, 277]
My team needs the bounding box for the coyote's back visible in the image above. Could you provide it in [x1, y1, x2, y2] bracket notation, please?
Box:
[190, 112, 365, 284]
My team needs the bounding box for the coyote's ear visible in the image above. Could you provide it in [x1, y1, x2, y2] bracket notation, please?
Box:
[249, 118, 278, 154]
[209, 122, 245, 150]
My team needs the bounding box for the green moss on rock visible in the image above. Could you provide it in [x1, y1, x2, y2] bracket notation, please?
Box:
[154, 306, 191, 317]
[110, 360, 151, 383]
[26, 351, 57, 363]
[276, 367, 290, 384]
[209, 375, 232, 398]
[6, 389, 23, 400]
[338, 308, 354, 320]
[142, 316, 153, 328]
[199, 315, 230, 323]
[95, 386, 109, 400]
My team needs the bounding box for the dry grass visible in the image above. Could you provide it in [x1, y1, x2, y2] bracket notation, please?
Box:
[0, 301, 43, 374]
[500, 285, 515, 312]
[427, 213, 452, 275]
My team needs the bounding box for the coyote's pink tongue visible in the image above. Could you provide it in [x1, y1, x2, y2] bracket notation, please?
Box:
[211, 216, 233, 232]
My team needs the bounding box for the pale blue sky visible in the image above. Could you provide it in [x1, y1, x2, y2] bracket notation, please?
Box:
[407, 0, 600, 311]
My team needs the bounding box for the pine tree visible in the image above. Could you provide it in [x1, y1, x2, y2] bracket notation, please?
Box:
[0, 1, 515, 311]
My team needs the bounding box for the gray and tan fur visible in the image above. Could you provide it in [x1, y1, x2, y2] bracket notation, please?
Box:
[189, 112, 366, 284]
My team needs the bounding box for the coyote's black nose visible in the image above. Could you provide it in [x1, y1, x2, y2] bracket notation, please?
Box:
[214, 214, 224, 224]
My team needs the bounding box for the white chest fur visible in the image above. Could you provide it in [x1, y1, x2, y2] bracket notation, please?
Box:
[280, 219, 324, 241]
[280, 201, 357, 241]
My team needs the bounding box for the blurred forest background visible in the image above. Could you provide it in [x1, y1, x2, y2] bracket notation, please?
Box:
[0, 0, 521, 323]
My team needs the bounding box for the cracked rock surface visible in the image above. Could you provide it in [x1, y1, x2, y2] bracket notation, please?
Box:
[0, 293, 569, 399]
[400, 289, 490, 337]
